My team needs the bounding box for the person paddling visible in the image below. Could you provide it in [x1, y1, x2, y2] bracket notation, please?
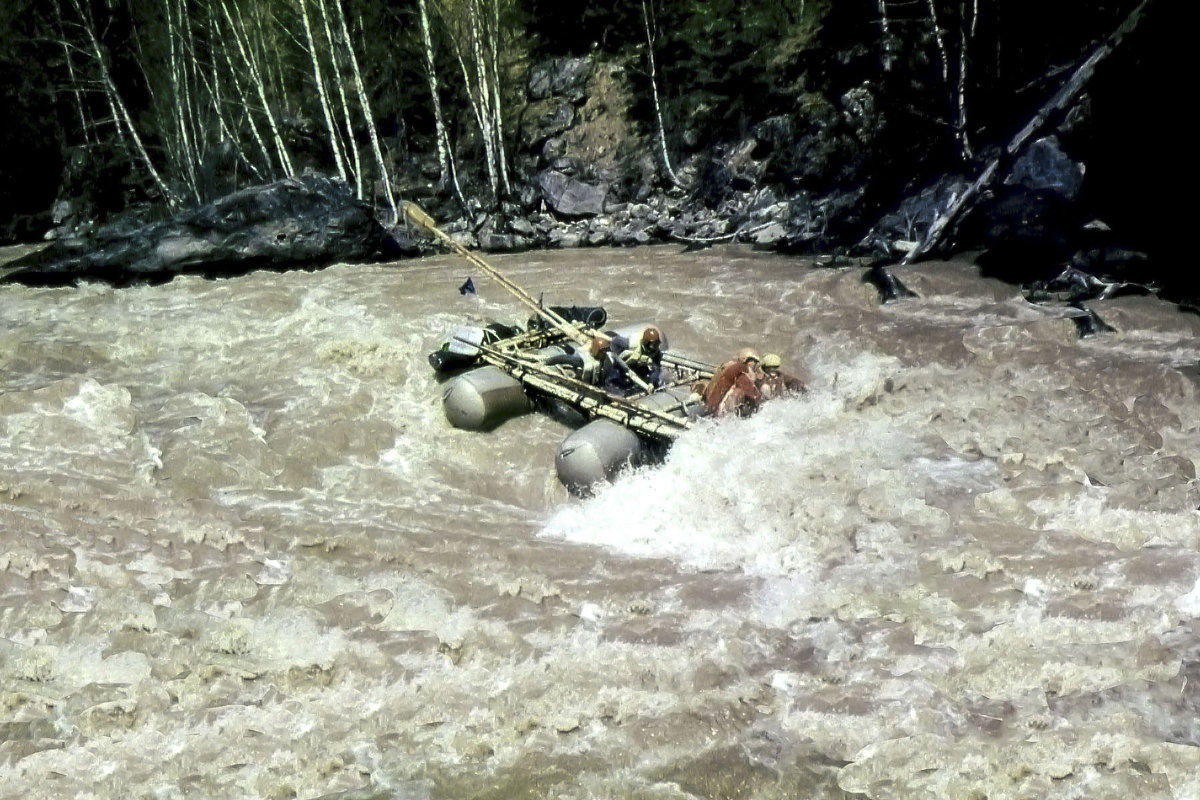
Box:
[604, 326, 667, 395]
[701, 347, 764, 417]
[757, 353, 807, 400]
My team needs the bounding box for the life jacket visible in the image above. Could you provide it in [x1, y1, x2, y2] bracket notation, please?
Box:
[703, 360, 762, 415]
[758, 370, 805, 400]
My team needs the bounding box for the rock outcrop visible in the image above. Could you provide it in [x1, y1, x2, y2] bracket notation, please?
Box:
[3, 174, 384, 287]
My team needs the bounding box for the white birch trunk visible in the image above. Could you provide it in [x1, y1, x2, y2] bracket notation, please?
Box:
[333, 0, 398, 222]
[67, 0, 176, 206]
[466, 0, 500, 199]
[203, 7, 230, 142]
[955, 0, 978, 160]
[54, 0, 93, 143]
[297, 0, 349, 183]
[926, 0, 949, 84]
[317, 0, 364, 198]
[485, 0, 511, 195]
[214, 15, 276, 180]
[179, 0, 206, 160]
[642, 0, 679, 187]
[451, 34, 499, 200]
[218, 0, 295, 175]
[164, 0, 200, 201]
[877, 0, 894, 72]
[416, 0, 453, 189]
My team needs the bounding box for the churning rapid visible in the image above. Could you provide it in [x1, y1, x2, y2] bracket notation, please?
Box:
[1, 244, 1198, 799]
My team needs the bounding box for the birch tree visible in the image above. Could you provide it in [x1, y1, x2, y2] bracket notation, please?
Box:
[331, 0, 398, 221]
[65, 0, 178, 207]
[213, 9, 279, 180]
[416, 0, 467, 205]
[297, 0, 349, 182]
[53, 0, 92, 145]
[923, 0, 977, 162]
[876, 0, 895, 72]
[437, 0, 512, 203]
[218, 0, 295, 175]
[641, 0, 680, 187]
[316, 0, 365, 197]
[954, 0, 979, 160]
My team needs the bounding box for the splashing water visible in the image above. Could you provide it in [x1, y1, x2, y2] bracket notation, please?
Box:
[2, 246, 1198, 799]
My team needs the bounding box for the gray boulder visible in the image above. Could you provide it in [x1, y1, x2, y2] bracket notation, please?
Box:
[538, 170, 608, 217]
[527, 57, 593, 102]
[3, 174, 385, 286]
[520, 100, 576, 150]
[1006, 136, 1085, 201]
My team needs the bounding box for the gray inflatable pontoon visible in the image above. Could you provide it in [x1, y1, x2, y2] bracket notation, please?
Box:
[555, 386, 700, 494]
[441, 365, 531, 431]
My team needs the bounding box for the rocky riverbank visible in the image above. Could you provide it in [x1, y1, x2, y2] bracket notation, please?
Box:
[6, 2, 1176, 306]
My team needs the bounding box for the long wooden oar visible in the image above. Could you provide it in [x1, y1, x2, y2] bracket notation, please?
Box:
[467, 338, 693, 439]
[404, 201, 655, 393]
[452, 333, 691, 430]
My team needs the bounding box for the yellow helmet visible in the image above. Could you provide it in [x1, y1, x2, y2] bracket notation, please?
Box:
[736, 347, 760, 364]
[762, 353, 782, 369]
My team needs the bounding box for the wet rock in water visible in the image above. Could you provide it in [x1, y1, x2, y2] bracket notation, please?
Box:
[538, 169, 608, 217]
[610, 223, 652, 246]
[1069, 244, 1152, 284]
[1069, 304, 1117, 338]
[548, 227, 583, 248]
[585, 228, 610, 246]
[861, 174, 970, 257]
[750, 222, 788, 248]
[2, 174, 385, 287]
[864, 264, 918, 304]
[972, 186, 1086, 283]
[478, 232, 529, 252]
[508, 217, 537, 237]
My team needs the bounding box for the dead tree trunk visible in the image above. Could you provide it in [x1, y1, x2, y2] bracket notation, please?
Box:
[902, 0, 1152, 265]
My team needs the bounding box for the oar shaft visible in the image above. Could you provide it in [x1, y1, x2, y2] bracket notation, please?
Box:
[465, 338, 693, 434]
[405, 201, 655, 393]
[405, 202, 584, 344]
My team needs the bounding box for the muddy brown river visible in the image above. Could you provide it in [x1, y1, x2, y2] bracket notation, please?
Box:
[1, 244, 1198, 799]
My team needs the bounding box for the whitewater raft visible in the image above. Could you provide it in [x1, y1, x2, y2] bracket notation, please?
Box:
[428, 307, 716, 494]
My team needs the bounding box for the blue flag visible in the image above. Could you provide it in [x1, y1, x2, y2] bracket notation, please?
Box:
[459, 277, 475, 295]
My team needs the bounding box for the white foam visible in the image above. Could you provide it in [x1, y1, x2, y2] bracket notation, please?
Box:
[541, 352, 926, 576]
[1174, 576, 1200, 617]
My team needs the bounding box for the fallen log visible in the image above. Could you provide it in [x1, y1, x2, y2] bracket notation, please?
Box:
[902, 0, 1154, 266]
